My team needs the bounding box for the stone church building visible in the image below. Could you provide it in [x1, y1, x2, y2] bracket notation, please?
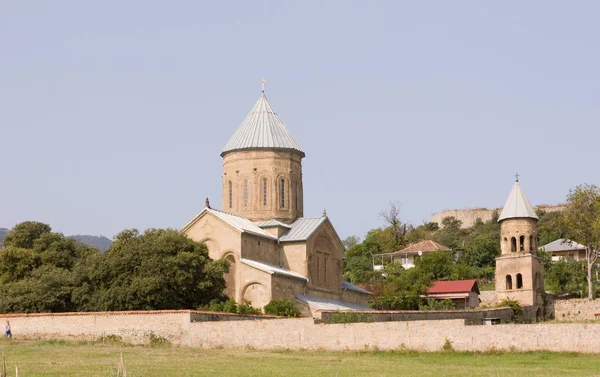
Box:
[180, 85, 371, 316]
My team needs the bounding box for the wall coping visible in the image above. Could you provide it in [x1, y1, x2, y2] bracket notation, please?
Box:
[0, 310, 277, 319]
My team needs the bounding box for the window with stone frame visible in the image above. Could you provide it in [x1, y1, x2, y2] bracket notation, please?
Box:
[228, 181, 233, 209]
[262, 177, 268, 206]
[243, 179, 249, 208]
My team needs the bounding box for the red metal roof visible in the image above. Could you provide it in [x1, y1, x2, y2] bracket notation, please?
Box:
[428, 279, 479, 294]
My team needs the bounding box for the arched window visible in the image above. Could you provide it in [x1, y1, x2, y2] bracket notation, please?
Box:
[324, 258, 328, 284]
[506, 275, 512, 290]
[519, 236, 525, 251]
[262, 178, 268, 206]
[511, 237, 517, 252]
[516, 273, 523, 289]
[529, 235, 534, 251]
[243, 179, 249, 208]
[280, 179, 285, 208]
[228, 181, 233, 209]
[503, 237, 508, 253]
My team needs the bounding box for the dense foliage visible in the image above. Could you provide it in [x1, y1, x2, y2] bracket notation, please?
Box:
[201, 299, 263, 315]
[0, 222, 228, 313]
[263, 300, 301, 317]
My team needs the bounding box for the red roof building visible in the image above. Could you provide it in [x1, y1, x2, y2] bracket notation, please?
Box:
[427, 279, 480, 309]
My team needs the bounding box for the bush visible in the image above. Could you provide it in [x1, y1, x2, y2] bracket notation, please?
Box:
[325, 311, 373, 324]
[497, 298, 522, 322]
[200, 299, 262, 315]
[419, 299, 455, 311]
[264, 300, 301, 318]
[236, 301, 263, 315]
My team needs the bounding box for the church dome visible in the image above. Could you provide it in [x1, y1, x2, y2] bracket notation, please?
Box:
[221, 91, 304, 157]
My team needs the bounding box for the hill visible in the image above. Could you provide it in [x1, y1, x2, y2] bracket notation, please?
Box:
[68, 235, 112, 252]
[0, 228, 9, 246]
[0, 228, 111, 251]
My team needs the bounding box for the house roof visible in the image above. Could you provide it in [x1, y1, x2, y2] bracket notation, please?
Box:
[180, 208, 277, 240]
[295, 294, 372, 311]
[400, 240, 451, 253]
[540, 238, 587, 252]
[342, 280, 372, 294]
[498, 181, 538, 222]
[240, 258, 307, 281]
[279, 216, 327, 242]
[255, 219, 292, 229]
[428, 279, 479, 294]
[221, 92, 304, 157]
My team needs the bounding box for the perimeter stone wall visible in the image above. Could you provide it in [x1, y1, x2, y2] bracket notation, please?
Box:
[2, 309, 600, 353]
[553, 298, 600, 320]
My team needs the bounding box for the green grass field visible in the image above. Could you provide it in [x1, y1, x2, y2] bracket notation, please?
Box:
[0, 339, 599, 377]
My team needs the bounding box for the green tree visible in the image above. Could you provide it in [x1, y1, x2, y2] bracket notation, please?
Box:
[76, 229, 228, 311]
[414, 252, 453, 281]
[3, 222, 51, 249]
[561, 184, 600, 300]
[369, 262, 432, 310]
[545, 260, 586, 295]
[461, 235, 500, 268]
[342, 236, 360, 250]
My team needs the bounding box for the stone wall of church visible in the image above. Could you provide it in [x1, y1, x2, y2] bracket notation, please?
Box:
[306, 227, 343, 295]
[222, 150, 304, 223]
[240, 233, 280, 266]
[281, 243, 308, 277]
[183, 213, 241, 261]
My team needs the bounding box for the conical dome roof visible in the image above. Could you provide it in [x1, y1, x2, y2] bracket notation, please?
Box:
[221, 92, 304, 157]
[498, 181, 538, 222]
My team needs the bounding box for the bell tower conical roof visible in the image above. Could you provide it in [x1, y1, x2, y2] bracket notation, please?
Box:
[498, 179, 538, 222]
[220, 88, 304, 157]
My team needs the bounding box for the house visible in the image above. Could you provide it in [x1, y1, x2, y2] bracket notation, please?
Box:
[540, 238, 587, 262]
[427, 279, 480, 309]
[373, 240, 451, 270]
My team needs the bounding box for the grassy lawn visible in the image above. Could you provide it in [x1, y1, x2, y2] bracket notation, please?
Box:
[0, 339, 598, 376]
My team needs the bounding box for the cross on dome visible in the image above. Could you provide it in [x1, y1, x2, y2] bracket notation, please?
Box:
[514, 172, 520, 182]
[261, 77, 267, 93]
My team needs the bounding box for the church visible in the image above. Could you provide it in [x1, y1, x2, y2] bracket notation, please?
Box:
[180, 83, 371, 316]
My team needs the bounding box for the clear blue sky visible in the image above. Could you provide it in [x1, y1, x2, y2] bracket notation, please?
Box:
[1, 1, 599, 240]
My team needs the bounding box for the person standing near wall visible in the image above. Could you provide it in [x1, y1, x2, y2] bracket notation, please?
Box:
[5, 321, 11, 339]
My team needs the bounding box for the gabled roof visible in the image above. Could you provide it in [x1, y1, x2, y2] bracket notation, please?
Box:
[180, 208, 277, 240]
[279, 216, 327, 242]
[221, 92, 304, 157]
[540, 238, 587, 252]
[428, 280, 479, 294]
[498, 181, 538, 222]
[240, 258, 307, 281]
[400, 240, 450, 253]
[255, 219, 292, 229]
[295, 294, 372, 311]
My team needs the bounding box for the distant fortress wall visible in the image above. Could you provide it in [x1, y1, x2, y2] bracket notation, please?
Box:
[431, 204, 566, 229]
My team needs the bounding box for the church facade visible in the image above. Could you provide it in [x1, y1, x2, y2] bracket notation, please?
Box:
[181, 85, 371, 316]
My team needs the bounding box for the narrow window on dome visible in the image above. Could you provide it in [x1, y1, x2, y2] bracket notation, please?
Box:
[228, 181, 233, 209]
[243, 180, 249, 208]
[295, 182, 298, 211]
[262, 178, 267, 206]
[280, 179, 285, 208]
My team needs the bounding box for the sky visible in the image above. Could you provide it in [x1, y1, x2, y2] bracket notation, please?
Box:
[1, 1, 599, 241]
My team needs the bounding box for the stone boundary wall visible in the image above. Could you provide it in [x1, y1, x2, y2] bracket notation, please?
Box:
[431, 205, 565, 229]
[315, 308, 513, 325]
[2, 309, 600, 353]
[553, 299, 600, 320]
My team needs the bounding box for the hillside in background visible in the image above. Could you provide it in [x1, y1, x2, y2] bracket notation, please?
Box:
[0, 228, 111, 252]
[68, 235, 112, 252]
[0, 228, 8, 246]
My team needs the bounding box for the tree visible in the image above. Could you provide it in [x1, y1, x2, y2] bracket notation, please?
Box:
[378, 202, 407, 251]
[368, 262, 432, 310]
[3, 222, 51, 249]
[342, 236, 360, 250]
[76, 229, 228, 311]
[461, 235, 500, 269]
[561, 184, 600, 300]
[414, 252, 453, 281]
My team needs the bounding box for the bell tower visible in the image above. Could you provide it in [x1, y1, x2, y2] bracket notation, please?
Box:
[220, 80, 304, 223]
[495, 176, 545, 316]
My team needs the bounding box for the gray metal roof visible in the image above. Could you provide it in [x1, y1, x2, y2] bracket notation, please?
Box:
[241, 258, 307, 281]
[221, 92, 304, 157]
[180, 208, 277, 240]
[342, 280, 372, 294]
[540, 238, 587, 252]
[255, 219, 292, 229]
[279, 217, 327, 242]
[498, 181, 538, 221]
[296, 294, 372, 311]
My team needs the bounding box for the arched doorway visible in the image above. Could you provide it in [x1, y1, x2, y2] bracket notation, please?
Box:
[223, 254, 237, 300]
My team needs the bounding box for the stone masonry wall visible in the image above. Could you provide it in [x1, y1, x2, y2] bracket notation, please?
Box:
[431, 205, 565, 229]
[2, 309, 600, 352]
[553, 299, 600, 320]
